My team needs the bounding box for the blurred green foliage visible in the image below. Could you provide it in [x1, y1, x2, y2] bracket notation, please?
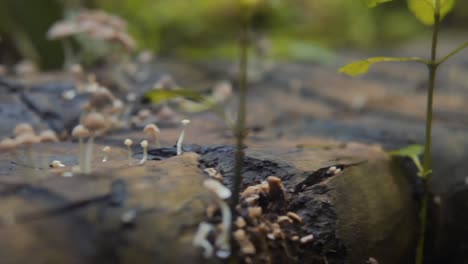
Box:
[0, 0, 467, 69]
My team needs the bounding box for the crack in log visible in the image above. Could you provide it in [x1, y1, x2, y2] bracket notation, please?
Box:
[294, 161, 367, 193]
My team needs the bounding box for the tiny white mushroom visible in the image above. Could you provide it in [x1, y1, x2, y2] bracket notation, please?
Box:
[300, 234, 314, 244]
[51, 160, 65, 168]
[203, 179, 232, 199]
[102, 146, 111, 162]
[143, 124, 161, 148]
[202, 179, 232, 258]
[192, 222, 215, 258]
[139, 140, 149, 165]
[72, 125, 90, 173]
[327, 166, 337, 174]
[124, 139, 133, 164]
[176, 119, 191, 155]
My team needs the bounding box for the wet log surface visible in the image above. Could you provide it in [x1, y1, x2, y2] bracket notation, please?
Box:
[0, 37, 468, 263]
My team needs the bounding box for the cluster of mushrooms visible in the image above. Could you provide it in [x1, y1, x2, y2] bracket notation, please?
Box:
[193, 171, 313, 262]
[0, 123, 60, 173]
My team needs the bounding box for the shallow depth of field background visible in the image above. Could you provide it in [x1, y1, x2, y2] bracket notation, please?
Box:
[0, 0, 467, 69]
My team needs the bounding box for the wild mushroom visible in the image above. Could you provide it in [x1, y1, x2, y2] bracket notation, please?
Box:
[15, 133, 41, 174]
[0, 138, 16, 152]
[233, 229, 256, 255]
[102, 146, 111, 162]
[39, 130, 59, 142]
[51, 160, 65, 168]
[143, 124, 161, 148]
[203, 179, 232, 258]
[72, 124, 90, 173]
[82, 112, 106, 173]
[139, 140, 148, 165]
[192, 222, 215, 258]
[0, 138, 18, 161]
[14, 123, 34, 136]
[299, 234, 314, 244]
[124, 138, 133, 164]
[176, 119, 190, 155]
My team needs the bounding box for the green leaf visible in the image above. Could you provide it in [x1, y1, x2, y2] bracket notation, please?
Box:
[407, 0, 456, 25]
[388, 144, 424, 157]
[389, 144, 429, 177]
[361, 0, 392, 8]
[339, 57, 426, 77]
[144, 89, 204, 104]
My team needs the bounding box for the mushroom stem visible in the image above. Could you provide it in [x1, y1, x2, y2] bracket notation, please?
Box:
[84, 133, 95, 174]
[139, 140, 148, 165]
[78, 138, 85, 171]
[124, 139, 133, 165]
[102, 146, 110, 162]
[155, 138, 161, 148]
[215, 199, 232, 258]
[176, 119, 190, 155]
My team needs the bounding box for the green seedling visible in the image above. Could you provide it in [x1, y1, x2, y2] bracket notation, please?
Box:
[340, 1, 467, 263]
[231, 0, 261, 212]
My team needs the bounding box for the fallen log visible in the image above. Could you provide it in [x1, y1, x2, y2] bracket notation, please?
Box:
[0, 140, 417, 264]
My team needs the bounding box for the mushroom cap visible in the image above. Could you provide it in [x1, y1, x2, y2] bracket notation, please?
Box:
[14, 123, 34, 136]
[0, 138, 16, 150]
[124, 138, 133, 146]
[83, 112, 106, 132]
[143, 124, 160, 137]
[16, 133, 41, 145]
[102, 146, 111, 152]
[51, 160, 65, 168]
[203, 179, 231, 199]
[140, 140, 149, 148]
[72, 125, 90, 138]
[39, 130, 59, 142]
[181, 119, 191, 126]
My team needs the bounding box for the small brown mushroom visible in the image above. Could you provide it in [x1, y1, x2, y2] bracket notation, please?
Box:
[287, 212, 303, 224]
[143, 124, 161, 148]
[14, 123, 34, 136]
[82, 112, 107, 173]
[39, 130, 59, 142]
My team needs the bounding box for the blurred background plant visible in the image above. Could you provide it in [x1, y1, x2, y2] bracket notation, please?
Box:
[1, 0, 467, 70]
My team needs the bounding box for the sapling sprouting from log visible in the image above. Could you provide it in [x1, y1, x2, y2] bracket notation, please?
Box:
[231, 0, 261, 216]
[340, 1, 466, 263]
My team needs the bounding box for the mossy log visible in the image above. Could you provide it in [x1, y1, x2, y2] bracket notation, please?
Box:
[0, 140, 416, 264]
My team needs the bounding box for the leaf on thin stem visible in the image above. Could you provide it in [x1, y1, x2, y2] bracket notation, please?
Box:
[361, 0, 392, 8]
[339, 57, 426, 77]
[407, 0, 456, 25]
[389, 144, 430, 178]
